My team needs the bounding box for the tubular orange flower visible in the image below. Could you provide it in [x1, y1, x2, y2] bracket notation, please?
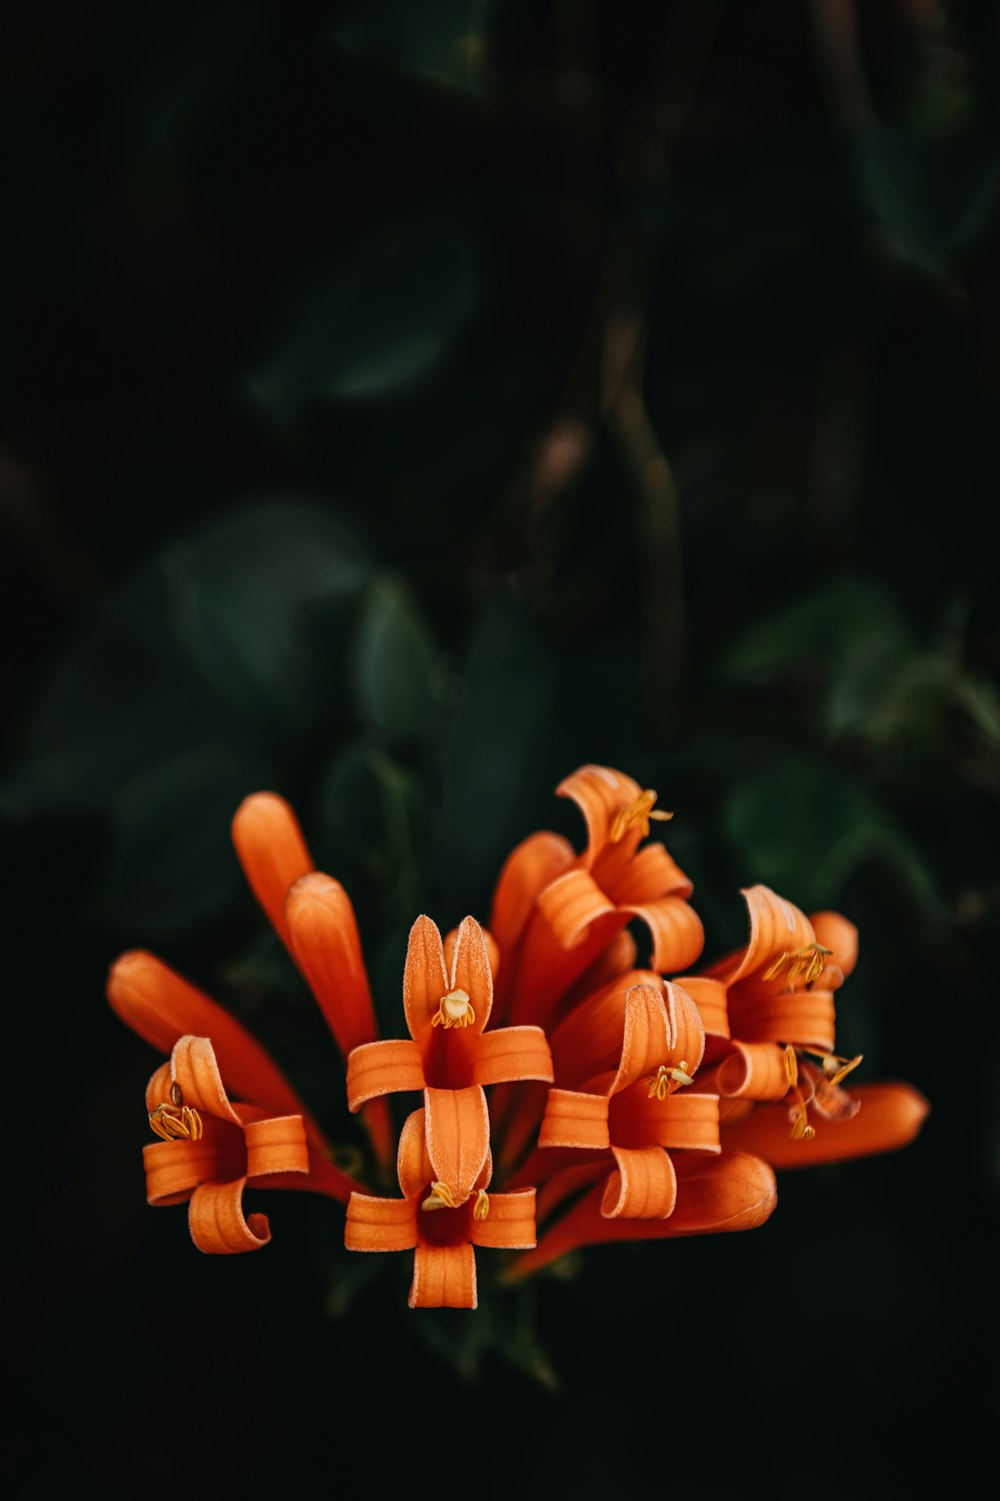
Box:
[345, 913, 553, 1205]
[345, 1109, 536, 1308]
[143, 1035, 336, 1253]
[491, 765, 704, 1030]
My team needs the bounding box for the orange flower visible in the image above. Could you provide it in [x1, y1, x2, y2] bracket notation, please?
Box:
[693, 884, 929, 1162]
[345, 914, 553, 1205]
[491, 765, 704, 1029]
[345, 1109, 536, 1308]
[143, 1035, 336, 1253]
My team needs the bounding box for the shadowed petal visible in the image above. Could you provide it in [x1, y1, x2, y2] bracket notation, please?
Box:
[397, 1107, 434, 1200]
[410, 1243, 477, 1309]
[722, 1081, 930, 1168]
[169, 1035, 242, 1122]
[143, 1128, 245, 1206]
[490, 831, 575, 954]
[231, 793, 313, 950]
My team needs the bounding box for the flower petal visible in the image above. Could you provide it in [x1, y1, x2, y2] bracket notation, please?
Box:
[231, 792, 313, 950]
[346, 1039, 424, 1111]
[397, 1107, 434, 1200]
[144, 1128, 245, 1206]
[728, 986, 836, 1053]
[410, 1244, 477, 1309]
[244, 1115, 309, 1178]
[611, 1087, 721, 1153]
[809, 910, 859, 979]
[677, 976, 730, 1040]
[716, 1042, 793, 1101]
[402, 915, 450, 1048]
[345, 1193, 418, 1251]
[507, 907, 631, 1027]
[444, 924, 501, 983]
[624, 895, 705, 973]
[109, 950, 309, 1124]
[188, 1178, 271, 1254]
[549, 970, 656, 1086]
[538, 1088, 610, 1150]
[712, 885, 815, 985]
[613, 981, 706, 1092]
[490, 831, 575, 954]
[470, 1189, 536, 1249]
[537, 868, 618, 949]
[285, 873, 378, 1057]
[557, 764, 642, 864]
[601, 1146, 677, 1219]
[721, 1081, 929, 1168]
[448, 916, 494, 1032]
[424, 1085, 491, 1203]
[169, 1035, 242, 1122]
[470, 1026, 553, 1086]
[507, 1151, 777, 1277]
[606, 841, 693, 904]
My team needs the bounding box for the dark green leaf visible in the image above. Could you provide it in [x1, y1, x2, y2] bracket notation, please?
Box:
[353, 576, 444, 741]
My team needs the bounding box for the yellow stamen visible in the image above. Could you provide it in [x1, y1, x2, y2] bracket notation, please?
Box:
[646, 1061, 694, 1101]
[800, 1047, 864, 1087]
[609, 789, 674, 843]
[421, 1180, 458, 1212]
[148, 1084, 203, 1143]
[473, 1189, 490, 1221]
[782, 1045, 815, 1141]
[762, 944, 832, 986]
[431, 987, 475, 1029]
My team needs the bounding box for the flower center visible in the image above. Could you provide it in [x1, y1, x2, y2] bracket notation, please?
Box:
[421, 1180, 459, 1211]
[472, 1189, 490, 1221]
[646, 1061, 694, 1101]
[609, 788, 674, 843]
[762, 943, 832, 986]
[148, 1082, 203, 1142]
[431, 987, 475, 1029]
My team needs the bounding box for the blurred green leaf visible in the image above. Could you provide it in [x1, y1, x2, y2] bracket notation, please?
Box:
[95, 746, 272, 935]
[163, 499, 368, 723]
[328, 0, 488, 95]
[720, 754, 938, 911]
[246, 217, 484, 415]
[353, 575, 444, 742]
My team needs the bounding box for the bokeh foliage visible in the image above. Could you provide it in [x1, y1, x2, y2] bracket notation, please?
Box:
[4, 0, 999, 1489]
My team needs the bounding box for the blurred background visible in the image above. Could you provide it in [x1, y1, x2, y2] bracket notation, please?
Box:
[4, 0, 999, 1493]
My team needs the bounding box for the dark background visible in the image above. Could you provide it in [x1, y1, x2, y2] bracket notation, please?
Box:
[5, 1, 999, 1493]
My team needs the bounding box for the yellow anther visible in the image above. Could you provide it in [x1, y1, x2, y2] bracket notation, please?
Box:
[431, 987, 475, 1029]
[148, 1100, 203, 1142]
[421, 1180, 458, 1212]
[609, 789, 674, 843]
[646, 1061, 694, 1101]
[473, 1189, 490, 1221]
[801, 1048, 864, 1087]
[780, 1047, 815, 1141]
[762, 944, 833, 986]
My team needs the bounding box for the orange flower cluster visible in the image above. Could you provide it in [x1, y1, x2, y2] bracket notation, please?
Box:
[108, 766, 928, 1308]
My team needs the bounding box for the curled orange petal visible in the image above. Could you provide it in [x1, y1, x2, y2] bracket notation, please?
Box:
[188, 1177, 271, 1254]
[601, 1146, 677, 1219]
[409, 1243, 477, 1309]
[231, 792, 313, 950]
[345, 1193, 418, 1252]
[490, 831, 575, 955]
[721, 1081, 930, 1168]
